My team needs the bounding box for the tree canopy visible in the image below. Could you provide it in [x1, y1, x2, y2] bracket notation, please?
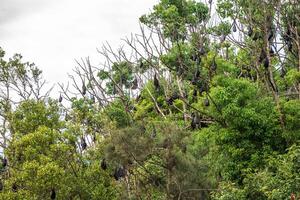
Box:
[0, 0, 300, 199]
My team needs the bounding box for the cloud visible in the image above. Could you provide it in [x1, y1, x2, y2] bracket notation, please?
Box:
[0, 0, 52, 25]
[0, 0, 158, 93]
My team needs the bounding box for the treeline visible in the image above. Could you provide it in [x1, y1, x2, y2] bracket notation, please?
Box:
[0, 0, 300, 199]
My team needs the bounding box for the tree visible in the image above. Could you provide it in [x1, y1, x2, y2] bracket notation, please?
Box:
[0, 100, 117, 199]
[1, 0, 299, 199]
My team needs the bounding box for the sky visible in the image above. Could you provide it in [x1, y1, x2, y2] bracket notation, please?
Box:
[0, 0, 158, 92]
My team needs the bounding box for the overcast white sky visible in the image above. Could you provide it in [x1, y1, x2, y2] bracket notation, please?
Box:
[0, 0, 158, 92]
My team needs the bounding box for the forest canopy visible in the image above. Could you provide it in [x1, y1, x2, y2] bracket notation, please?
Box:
[0, 0, 300, 199]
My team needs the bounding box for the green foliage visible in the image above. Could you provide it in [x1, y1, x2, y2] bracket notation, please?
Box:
[1, 0, 300, 199]
[1, 100, 117, 200]
[10, 100, 62, 136]
[98, 61, 134, 95]
[140, 0, 209, 41]
[210, 21, 232, 36]
[160, 42, 196, 78]
[105, 100, 132, 128]
[134, 80, 167, 120]
[207, 77, 286, 181]
[282, 100, 300, 141]
[285, 69, 300, 87]
[213, 144, 300, 200]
